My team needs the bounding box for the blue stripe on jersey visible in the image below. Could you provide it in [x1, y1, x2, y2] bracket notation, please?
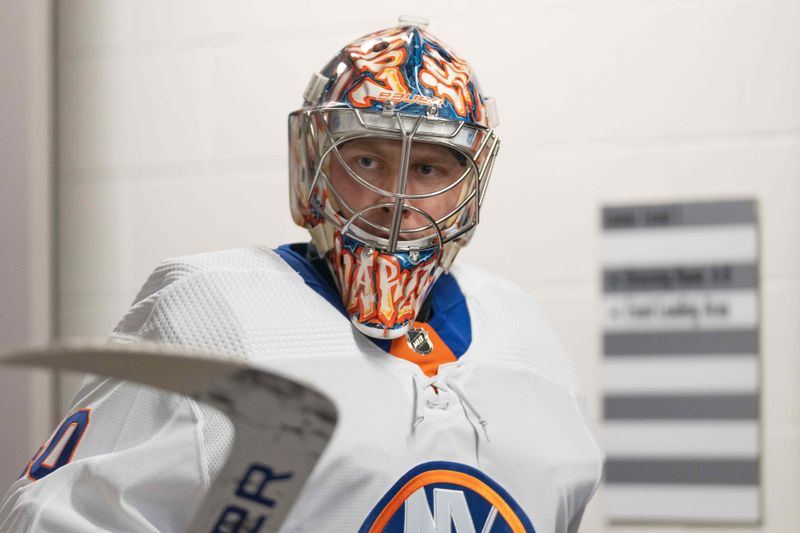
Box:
[274, 243, 471, 358]
[428, 273, 471, 358]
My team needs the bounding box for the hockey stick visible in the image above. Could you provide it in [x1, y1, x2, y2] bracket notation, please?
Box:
[0, 341, 338, 533]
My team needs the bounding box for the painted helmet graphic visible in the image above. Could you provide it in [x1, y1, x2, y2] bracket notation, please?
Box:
[288, 17, 500, 339]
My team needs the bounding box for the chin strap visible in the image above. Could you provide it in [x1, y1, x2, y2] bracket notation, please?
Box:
[411, 373, 490, 465]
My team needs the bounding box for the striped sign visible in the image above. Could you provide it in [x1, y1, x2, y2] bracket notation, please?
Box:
[601, 199, 760, 524]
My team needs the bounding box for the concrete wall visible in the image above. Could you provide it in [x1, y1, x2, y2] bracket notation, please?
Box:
[0, 0, 53, 495]
[54, 1, 800, 531]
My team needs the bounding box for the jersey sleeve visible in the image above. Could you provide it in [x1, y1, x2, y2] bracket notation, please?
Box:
[0, 259, 219, 533]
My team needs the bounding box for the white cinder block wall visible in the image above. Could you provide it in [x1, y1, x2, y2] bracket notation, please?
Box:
[56, 1, 800, 531]
[0, 0, 53, 495]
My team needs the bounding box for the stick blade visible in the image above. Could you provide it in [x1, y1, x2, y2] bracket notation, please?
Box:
[188, 367, 337, 533]
[0, 340, 248, 395]
[1, 341, 338, 533]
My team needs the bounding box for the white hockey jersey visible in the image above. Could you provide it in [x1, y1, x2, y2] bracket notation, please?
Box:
[0, 246, 603, 532]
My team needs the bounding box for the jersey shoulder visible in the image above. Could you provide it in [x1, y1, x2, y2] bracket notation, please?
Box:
[126, 245, 290, 307]
[113, 245, 295, 342]
[113, 245, 354, 363]
[449, 262, 584, 397]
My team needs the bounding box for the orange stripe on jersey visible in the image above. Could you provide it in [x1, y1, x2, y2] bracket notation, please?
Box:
[368, 469, 527, 533]
[389, 322, 456, 377]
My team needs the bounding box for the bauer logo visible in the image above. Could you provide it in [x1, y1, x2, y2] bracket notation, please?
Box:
[359, 461, 535, 533]
[209, 463, 293, 533]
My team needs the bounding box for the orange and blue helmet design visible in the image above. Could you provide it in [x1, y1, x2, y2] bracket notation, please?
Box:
[317, 24, 489, 127]
[288, 19, 500, 339]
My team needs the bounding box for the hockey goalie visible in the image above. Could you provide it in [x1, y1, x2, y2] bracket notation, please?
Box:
[0, 18, 603, 533]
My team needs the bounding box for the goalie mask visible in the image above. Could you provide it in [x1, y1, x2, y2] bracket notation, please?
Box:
[288, 19, 500, 339]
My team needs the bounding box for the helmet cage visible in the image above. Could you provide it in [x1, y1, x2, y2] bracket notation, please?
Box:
[289, 104, 500, 257]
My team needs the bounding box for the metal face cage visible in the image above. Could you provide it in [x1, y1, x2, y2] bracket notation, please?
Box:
[289, 105, 500, 256]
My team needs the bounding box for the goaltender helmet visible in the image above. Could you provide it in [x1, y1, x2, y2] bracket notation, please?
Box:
[288, 17, 500, 339]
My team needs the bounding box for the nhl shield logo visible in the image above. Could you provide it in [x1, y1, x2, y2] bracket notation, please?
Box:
[407, 328, 433, 355]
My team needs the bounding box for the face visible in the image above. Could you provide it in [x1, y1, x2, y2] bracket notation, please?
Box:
[326, 138, 471, 242]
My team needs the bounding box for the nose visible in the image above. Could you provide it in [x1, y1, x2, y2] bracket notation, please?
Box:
[364, 200, 429, 240]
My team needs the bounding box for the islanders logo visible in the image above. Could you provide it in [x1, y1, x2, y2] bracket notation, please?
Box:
[359, 461, 535, 533]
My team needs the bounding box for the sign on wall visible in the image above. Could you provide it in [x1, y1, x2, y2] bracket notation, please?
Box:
[601, 199, 760, 524]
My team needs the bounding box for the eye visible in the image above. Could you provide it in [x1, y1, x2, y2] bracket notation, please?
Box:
[419, 164, 434, 176]
[358, 157, 376, 169]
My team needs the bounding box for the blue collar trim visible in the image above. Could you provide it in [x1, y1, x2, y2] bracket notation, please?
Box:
[274, 243, 471, 358]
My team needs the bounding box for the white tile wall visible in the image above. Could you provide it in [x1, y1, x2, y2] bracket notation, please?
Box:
[0, 0, 54, 494]
[212, 45, 298, 160]
[760, 284, 800, 425]
[477, 0, 800, 144]
[56, 1, 800, 531]
[124, 171, 306, 283]
[59, 180, 130, 294]
[462, 140, 800, 281]
[59, 51, 217, 171]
